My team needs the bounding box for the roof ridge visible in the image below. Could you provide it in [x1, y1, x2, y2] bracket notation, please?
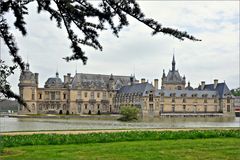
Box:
[76, 72, 130, 77]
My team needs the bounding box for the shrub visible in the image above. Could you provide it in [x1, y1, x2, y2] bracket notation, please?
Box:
[119, 105, 140, 121]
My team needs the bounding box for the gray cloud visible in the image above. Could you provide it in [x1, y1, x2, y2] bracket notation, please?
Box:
[2, 1, 239, 93]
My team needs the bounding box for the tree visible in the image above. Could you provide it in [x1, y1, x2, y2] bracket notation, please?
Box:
[0, 0, 200, 105]
[231, 89, 240, 96]
[119, 105, 140, 121]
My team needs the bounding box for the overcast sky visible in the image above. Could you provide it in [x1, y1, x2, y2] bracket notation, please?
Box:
[1, 1, 239, 94]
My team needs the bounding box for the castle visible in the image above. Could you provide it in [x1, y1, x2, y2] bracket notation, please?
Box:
[18, 56, 235, 117]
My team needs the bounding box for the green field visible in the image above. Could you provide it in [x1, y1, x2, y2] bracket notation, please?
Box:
[1, 138, 239, 160]
[1, 130, 240, 160]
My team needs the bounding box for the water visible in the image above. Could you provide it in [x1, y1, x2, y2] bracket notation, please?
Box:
[0, 117, 239, 132]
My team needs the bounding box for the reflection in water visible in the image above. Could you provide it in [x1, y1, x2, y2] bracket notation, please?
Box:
[0, 117, 239, 132]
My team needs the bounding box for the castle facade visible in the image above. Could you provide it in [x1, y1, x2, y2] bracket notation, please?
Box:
[18, 56, 235, 117]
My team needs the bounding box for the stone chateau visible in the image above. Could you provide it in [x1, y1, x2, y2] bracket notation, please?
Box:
[18, 56, 235, 117]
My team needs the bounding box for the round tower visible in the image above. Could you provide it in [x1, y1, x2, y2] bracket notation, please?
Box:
[18, 63, 38, 114]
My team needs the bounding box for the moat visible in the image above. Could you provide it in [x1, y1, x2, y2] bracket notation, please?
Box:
[0, 116, 239, 132]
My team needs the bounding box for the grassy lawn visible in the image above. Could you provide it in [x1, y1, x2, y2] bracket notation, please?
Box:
[1, 138, 240, 160]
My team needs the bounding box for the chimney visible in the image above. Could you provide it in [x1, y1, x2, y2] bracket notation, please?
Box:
[130, 76, 134, 85]
[64, 75, 68, 83]
[141, 78, 145, 83]
[154, 79, 159, 90]
[214, 79, 218, 89]
[201, 81, 205, 90]
[64, 73, 71, 83]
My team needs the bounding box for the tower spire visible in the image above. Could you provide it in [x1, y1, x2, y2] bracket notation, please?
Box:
[26, 55, 30, 71]
[56, 64, 59, 78]
[172, 54, 176, 71]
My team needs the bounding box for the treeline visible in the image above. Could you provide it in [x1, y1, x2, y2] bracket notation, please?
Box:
[0, 100, 19, 112]
[231, 88, 240, 96]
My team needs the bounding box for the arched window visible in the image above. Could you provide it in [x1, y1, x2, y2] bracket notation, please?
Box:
[39, 104, 42, 110]
[63, 104, 66, 110]
[78, 104, 81, 113]
[32, 103, 35, 111]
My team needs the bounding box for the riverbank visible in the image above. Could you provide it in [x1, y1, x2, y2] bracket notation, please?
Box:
[2, 127, 238, 135]
[0, 113, 121, 120]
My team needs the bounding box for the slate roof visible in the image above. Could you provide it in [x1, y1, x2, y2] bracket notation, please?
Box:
[20, 70, 35, 81]
[164, 70, 185, 84]
[198, 82, 231, 98]
[185, 85, 194, 90]
[155, 89, 217, 98]
[45, 77, 63, 88]
[117, 82, 154, 96]
[19, 63, 36, 83]
[71, 73, 131, 90]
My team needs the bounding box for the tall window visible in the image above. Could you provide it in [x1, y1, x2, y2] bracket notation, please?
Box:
[160, 94, 164, 102]
[32, 104, 35, 111]
[103, 92, 106, 99]
[160, 104, 164, 113]
[63, 93, 66, 100]
[172, 96, 175, 103]
[193, 105, 197, 113]
[204, 98, 207, 103]
[227, 98, 230, 103]
[51, 92, 55, 100]
[227, 105, 230, 112]
[97, 92, 100, 98]
[84, 92, 88, 98]
[149, 94, 153, 102]
[38, 93, 42, 100]
[183, 98, 186, 103]
[56, 92, 60, 100]
[63, 104, 66, 110]
[32, 88, 35, 100]
[78, 104, 81, 113]
[215, 105, 218, 112]
[183, 105, 186, 112]
[172, 105, 175, 112]
[39, 104, 42, 110]
[204, 105, 207, 112]
[45, 91, 49, 100]
[149, 104, 154, 112]
[91, 92, 94, 99]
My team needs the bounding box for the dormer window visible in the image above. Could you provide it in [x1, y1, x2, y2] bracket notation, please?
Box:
[192, 94, 197, 97]
[227, 97, 231, 103]
[149, 94, 153, 102]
